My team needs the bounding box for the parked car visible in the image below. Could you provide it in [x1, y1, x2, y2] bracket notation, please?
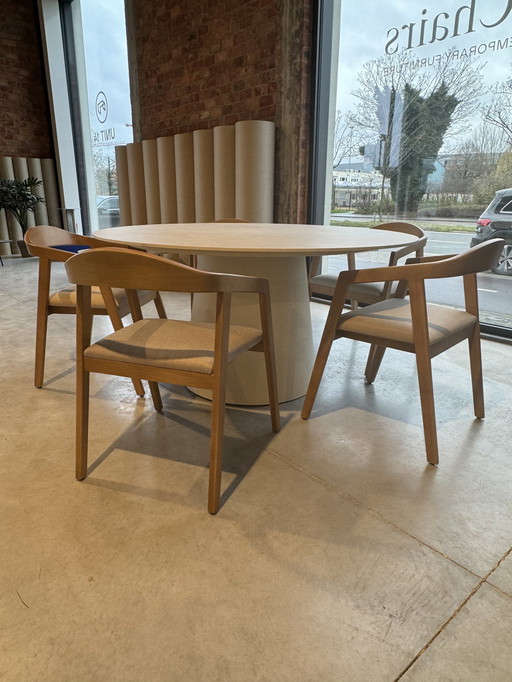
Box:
[470, 188, 512, 275]
[96, 195, 120, 215]
[96, 195, 120, 228]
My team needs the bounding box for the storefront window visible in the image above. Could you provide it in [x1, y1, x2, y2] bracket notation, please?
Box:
[328, 0, 512, 333]
[79, 0, 132, 229]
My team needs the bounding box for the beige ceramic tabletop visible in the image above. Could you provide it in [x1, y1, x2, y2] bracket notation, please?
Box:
[94, 223, 418, 256]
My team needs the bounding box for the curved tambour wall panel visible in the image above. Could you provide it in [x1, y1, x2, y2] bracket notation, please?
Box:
[0, 156, 19, 246]
[28, 157, 49, 226]
[157, 136, 178, 223]
[235, 120, 275, 223]
[115, 145, 132, 226]
[0, 156, 61, 255]
[193, 129, 215, 223]
[174, 132, 196, 223]
[213, 125, 236, 221]
[126, 143, 147, 225]
[115, 120, 275, 226]
[41, 158, 60, 229]
[142, 139, 161, 224]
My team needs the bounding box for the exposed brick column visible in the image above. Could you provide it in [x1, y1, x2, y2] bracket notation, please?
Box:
[0, 0, 53, 158]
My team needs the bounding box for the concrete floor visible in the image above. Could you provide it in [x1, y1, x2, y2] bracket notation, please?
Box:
[1, 255, 512, 681]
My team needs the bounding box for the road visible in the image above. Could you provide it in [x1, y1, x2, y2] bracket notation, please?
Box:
[325, 228, 512, 327]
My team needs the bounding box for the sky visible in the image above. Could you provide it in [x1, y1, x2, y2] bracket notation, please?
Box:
[336, 0, 512, 134]
[76, 0, 512, 160]
[79, 0, 133, 154]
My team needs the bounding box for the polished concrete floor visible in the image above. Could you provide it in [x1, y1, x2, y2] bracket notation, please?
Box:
[1, 255, 512, 681]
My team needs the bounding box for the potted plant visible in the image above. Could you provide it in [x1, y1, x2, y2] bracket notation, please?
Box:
[0, 176, 45, 256]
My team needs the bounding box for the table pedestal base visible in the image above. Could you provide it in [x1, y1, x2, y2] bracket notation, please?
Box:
[192, 255, 315, 405]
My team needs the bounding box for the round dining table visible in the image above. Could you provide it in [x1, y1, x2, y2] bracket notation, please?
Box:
[94, 223, 419, 405]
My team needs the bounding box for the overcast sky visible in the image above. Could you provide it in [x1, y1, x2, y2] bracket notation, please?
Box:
[336, 0, 512, 114]
[80, 0, 133, 151]
[77, 0, 512, 155]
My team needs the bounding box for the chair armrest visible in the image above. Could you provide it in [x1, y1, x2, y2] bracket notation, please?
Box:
[405, 253, 457, 265]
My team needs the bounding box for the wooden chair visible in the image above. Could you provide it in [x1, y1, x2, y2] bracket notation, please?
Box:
[309, 222, 427, 307]
[24, 225, 167, 391]
[64, 247, 280, 514]
[301, 238, 504, 466]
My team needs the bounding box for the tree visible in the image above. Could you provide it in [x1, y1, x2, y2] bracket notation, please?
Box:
[349, 48, 485, 217]
[483, 68, 512, 145]
[332, 110, 364, 168]
[93, 149, 117, 196]
[389, 82, 458, 216]
[472, 151, 512, 205]
[441, 123, 507, 200]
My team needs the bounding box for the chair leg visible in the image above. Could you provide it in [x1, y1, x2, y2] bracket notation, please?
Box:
[364, 345, 386, 384]
[34, 261, 51, 387]
[153, 293, 167, 319]
[34, 306, 49, 388]
[148, 381, 163, 411]
[265, 349, 281, 433]
[76, 367, 90, 480]
[106, 304, 146, 398]
[414, 351, 439, 465]
[468, 323, 484, 419]
[301, 335, 336, 419]
[208, 380, 228, 515]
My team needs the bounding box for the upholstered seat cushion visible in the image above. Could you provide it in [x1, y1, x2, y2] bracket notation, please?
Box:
[346, 280, 398, 302]
[338, 298, 477, 347]
[310, 273, 398, 302]
[84, 318, 263, 374]
[49, 286, 157, 309]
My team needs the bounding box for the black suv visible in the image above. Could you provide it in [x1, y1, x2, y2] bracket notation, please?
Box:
[471, 188, 512, 275]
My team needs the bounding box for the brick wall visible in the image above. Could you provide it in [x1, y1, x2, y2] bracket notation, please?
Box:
[128, 0, 313, 222]
[131, 0, 280, 137]
[0, 0, 53, 159]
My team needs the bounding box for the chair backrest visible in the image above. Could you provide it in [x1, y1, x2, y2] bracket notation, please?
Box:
[370, 222, 427, 298]
[336, 239, 504, 290]
[371, 221, 427, 262]
[24, 225, 124, 263]
[372, 221, 424, 238]
[308, 221, 426, 281]
[64, 246, 269, 296]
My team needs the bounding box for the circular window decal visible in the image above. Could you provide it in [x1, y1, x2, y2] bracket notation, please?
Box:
[95, 91, 108, 124]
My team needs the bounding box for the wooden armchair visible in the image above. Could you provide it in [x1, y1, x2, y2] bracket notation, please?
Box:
[309, 222, 427, 308]
[24, 225, 166, 390]
[64, 247, 280, 514]
[302, 238, 504, 467]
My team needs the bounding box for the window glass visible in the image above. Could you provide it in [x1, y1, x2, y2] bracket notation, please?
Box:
[80, 0, 132, 229]
[328, 0, 512, 331]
